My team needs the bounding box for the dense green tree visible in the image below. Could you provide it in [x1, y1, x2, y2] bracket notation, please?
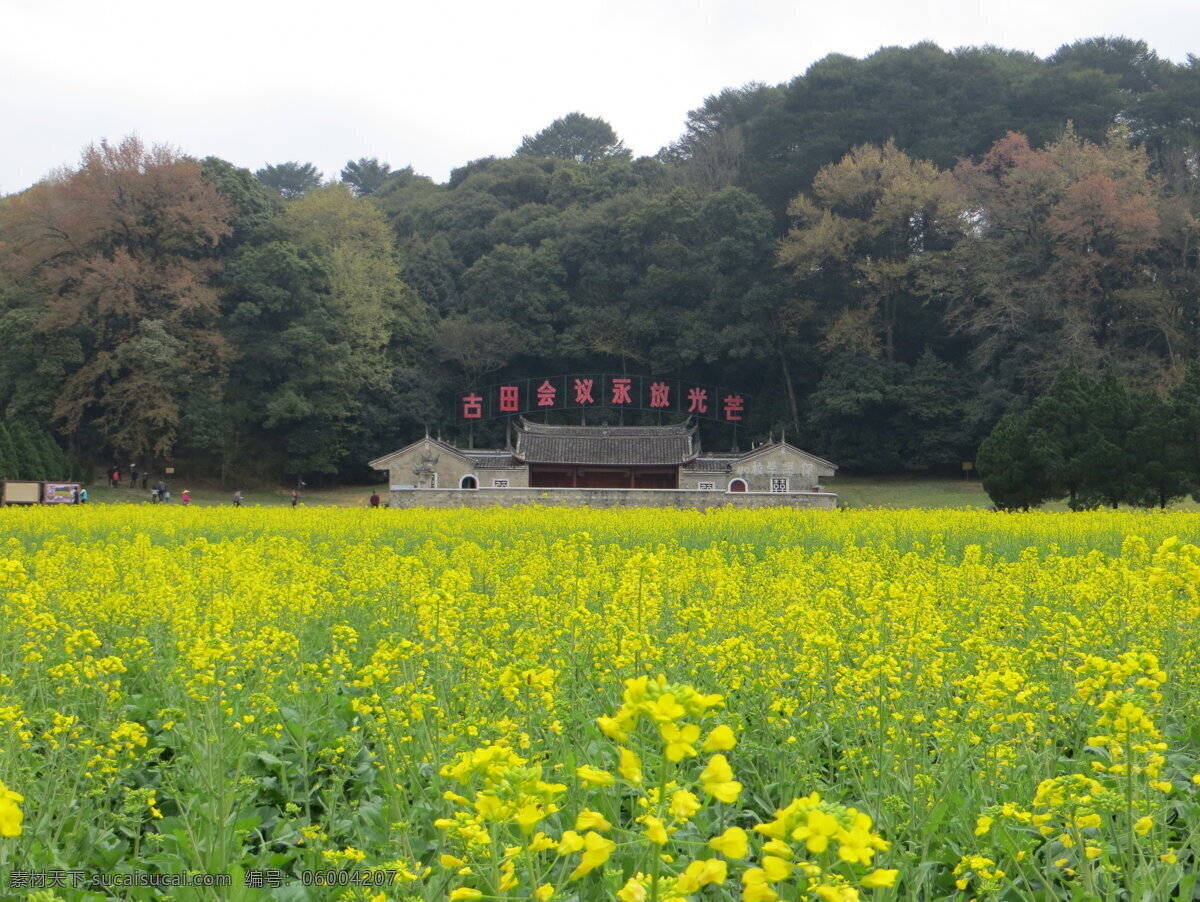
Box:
[807, 351, 906, 472]
[224, 186, 425, 476]
[738, 44, 1056, 219]
[1127, 391, 1190, 508]
[452, 156, 555, 207]
[663, 84, 773, 191]
[0, 277, 81, 426]
[1025, 364, 1097, 508]
[1169, 360, 1200, 497]
[977, 411, 1057, 510]
[36, 429, 69, 481]
[421, 190, 506, 267]
[399, 235, 463, 315]
[435, 316, 520, 388]
[1049, 37, 1165, 94]
[202, 157, 281, 241]
[894, 349, 972, 470]
[980, 363, 1195, 509]
[255, 161, 323, 200]
[8, 423, 48, 480]
[100, 318, 203, 460]
[0, 423, 15, 479]
[517, 113, 631, 163]
[1076, 368, 1143, 508]
[459, 243, 567, 358]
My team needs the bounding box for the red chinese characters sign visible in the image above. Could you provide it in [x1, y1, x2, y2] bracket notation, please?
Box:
[499, 385, 519, 412]
[459, 377, 750, 423]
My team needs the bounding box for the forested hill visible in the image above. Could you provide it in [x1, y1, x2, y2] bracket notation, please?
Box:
[2, 37, 1199, 482]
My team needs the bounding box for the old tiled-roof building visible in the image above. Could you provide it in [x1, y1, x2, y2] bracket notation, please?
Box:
[370, 419, 837, 508]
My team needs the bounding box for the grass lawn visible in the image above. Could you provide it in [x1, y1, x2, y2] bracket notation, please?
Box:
[830, 474, 991, 509]
[84, 482, 388, 508]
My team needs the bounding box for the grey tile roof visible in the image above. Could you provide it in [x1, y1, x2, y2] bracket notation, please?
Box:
[684, 456, 736, 472]
[465, 452, 520, 469]
[514, 418, 698, 466]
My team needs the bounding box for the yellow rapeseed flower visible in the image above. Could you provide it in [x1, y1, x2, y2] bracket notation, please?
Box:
[0, 781, 24, 837]
[576, 764, 615, 786]
[702, 724, 737, 752]
[699, 754, 742, 803]
[660, 722, 701, 761]
[574, 809, 612, 832]
[567, 831, 616, 880]
[642, 815, 669, 845]
[861, 868, 899, 888]
[619, 747, 643, 784]
[709, 826, 749, 859]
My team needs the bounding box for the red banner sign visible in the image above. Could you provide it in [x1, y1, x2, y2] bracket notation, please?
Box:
[458, 375, 750, 423]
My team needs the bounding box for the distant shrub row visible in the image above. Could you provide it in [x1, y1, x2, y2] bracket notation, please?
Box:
[0, 422, 82, 483]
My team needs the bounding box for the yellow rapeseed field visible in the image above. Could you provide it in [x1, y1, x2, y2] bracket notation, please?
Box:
[1, 506, 1198, 901]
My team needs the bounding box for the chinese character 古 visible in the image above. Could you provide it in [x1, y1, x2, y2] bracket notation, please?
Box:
[461, 393, 483, 419]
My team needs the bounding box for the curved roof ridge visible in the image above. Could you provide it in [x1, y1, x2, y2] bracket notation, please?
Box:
[516, 416, 694, 436]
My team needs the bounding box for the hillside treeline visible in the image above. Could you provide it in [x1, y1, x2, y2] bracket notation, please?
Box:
[1, 38, 1198, 482]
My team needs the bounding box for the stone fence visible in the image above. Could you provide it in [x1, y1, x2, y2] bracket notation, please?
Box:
[386, 487, 838, 510]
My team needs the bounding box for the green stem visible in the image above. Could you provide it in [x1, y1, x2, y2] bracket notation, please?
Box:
[649, 754, 669, 902]
[1124, 730, 1135, 898]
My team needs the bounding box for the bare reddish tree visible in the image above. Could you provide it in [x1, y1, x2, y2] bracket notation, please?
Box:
[1, 137, 236, 458]
[952, 127, 1165, 386]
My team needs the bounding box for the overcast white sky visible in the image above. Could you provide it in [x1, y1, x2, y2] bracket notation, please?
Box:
[2, 0, 1197, 194]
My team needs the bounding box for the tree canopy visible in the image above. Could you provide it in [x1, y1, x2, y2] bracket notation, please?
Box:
[517, 113, 631, 163]
[255, 161, 323, 199]
[340, 157, 393, 197]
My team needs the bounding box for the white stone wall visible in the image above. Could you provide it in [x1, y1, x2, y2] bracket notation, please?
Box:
[728, 446, 832, 493]
[679, 471, 729, 491]
[476, 467, 530, 489]
[387, 487, 838, 510]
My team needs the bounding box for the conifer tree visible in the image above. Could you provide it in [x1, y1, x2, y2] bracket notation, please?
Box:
[1129, 392, 1189, 508]
[8, 423, 46, 480]
[1077, 368, 1142, 508]
[36, 430, 68, 481]
[1026, 364, 1096, 509]
[0, 423, 14, 480]
[1170, 360, 1200, 500]
[977, 411, 1057, 510]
